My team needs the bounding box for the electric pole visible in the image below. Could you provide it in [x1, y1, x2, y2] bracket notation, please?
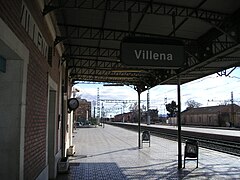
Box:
[231, 91, 234, 126]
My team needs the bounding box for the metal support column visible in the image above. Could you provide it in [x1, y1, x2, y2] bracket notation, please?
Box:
[147, 90, 150, 125]
[177, 76, 182, 169]
[97, 88, 100, 124]
[138, 89, 141, 149]
[61, 84, 65, 157]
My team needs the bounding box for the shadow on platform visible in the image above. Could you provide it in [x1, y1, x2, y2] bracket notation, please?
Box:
[57, 161, 199, 180]
[57, 162, 127, 179]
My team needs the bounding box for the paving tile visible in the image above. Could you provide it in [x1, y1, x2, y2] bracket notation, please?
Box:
[57, 124, 240, 179]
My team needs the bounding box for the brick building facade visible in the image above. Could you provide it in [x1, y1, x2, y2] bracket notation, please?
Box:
[114, 109, 158, 124]
[0, 1, 72, 179]
[181, 104, 240, 127]
[75, 99, 92, 121]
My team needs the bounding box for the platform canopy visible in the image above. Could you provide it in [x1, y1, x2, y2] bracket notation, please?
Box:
[43, 0, 240, 89]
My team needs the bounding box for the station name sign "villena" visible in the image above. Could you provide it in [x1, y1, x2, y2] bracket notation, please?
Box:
[134, 49, 173, 61]
[121, 37, 185, 68]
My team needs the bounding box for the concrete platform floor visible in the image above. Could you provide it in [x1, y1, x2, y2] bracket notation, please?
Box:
[57, 124, 240, 179]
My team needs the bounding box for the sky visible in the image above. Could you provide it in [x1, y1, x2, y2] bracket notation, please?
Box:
[74, 67, 240, 118]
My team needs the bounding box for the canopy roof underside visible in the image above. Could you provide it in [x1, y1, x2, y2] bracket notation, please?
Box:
[44, 0, 240, 89]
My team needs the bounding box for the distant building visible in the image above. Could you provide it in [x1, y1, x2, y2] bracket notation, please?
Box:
[142, 109, 159, 123]
[181, 104, 240, 127]
[75, 99, 91, 121]
[114, 109, 159, 123]
[114, 112, 136, 123]
[159, 114, 168, 123]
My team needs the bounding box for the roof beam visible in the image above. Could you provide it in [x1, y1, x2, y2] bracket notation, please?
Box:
[66, 57, 123, 69]
[43, 0, 228, 25]
[63, 44, 120, 58]
[168, 0, 207, 37]
[97, 0, 108, 59]
[132, 0, 153, 33]
[71, 73, 139, 81]
[184, 7, 240, 69]
[55, 24, 194, 45]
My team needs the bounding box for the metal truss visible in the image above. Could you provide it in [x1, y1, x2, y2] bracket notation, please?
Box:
[71, 73, 141, 85]
[217, 67, 236, 76]
[53, 2, 240, 72]
[69, 66, 155, 86]
[46, 0, 240, 86]
[59, 26, 197, 69]
[100, 99, 146, 103]
[48, 0, 233, 48]
[184, 6, 240, 69]
[66, 55, 163, 87]
[63, 44, 120, 59]
[68, 58, 147, 75]
[67, 57, 123, 70]
[185, 36, 237, 68]
[193, 9, 240, 59]
[64, 35, 239, 86]
[70, 69, 147, 79]
[55, 24, 193, 45]
[43, 0, 227, 25]
[62, 36, 237, 71]
[59, 24, 238, 68]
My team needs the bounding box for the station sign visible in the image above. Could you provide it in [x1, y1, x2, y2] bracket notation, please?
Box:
[121, 37, 185, 68]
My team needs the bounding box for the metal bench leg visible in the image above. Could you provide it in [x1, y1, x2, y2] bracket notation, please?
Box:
[183, 157, 186, 168]
[196, 156, 198, 168]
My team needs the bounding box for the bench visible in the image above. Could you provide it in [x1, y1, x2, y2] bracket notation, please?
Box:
[142, 130, 150, 147]
[184, 139, 199, 168]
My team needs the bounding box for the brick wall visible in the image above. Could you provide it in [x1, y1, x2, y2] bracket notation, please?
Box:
[24, 55, 48, 179]
[0, 0, 61, 179]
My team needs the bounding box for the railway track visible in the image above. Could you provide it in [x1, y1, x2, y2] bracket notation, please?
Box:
[108, 122, 240, 156]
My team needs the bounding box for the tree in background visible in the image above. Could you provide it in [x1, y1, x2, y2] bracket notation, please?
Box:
[185, 99, 202, 110]
[165, 101, 178, 117]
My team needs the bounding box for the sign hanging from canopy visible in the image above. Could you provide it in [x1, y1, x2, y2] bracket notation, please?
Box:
[121, 37, 185, 68]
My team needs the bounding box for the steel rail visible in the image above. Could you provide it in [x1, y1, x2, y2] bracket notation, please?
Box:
[109, 122, 240, 156]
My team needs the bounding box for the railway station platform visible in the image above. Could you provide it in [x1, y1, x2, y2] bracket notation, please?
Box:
[57, 124, 240, 179]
